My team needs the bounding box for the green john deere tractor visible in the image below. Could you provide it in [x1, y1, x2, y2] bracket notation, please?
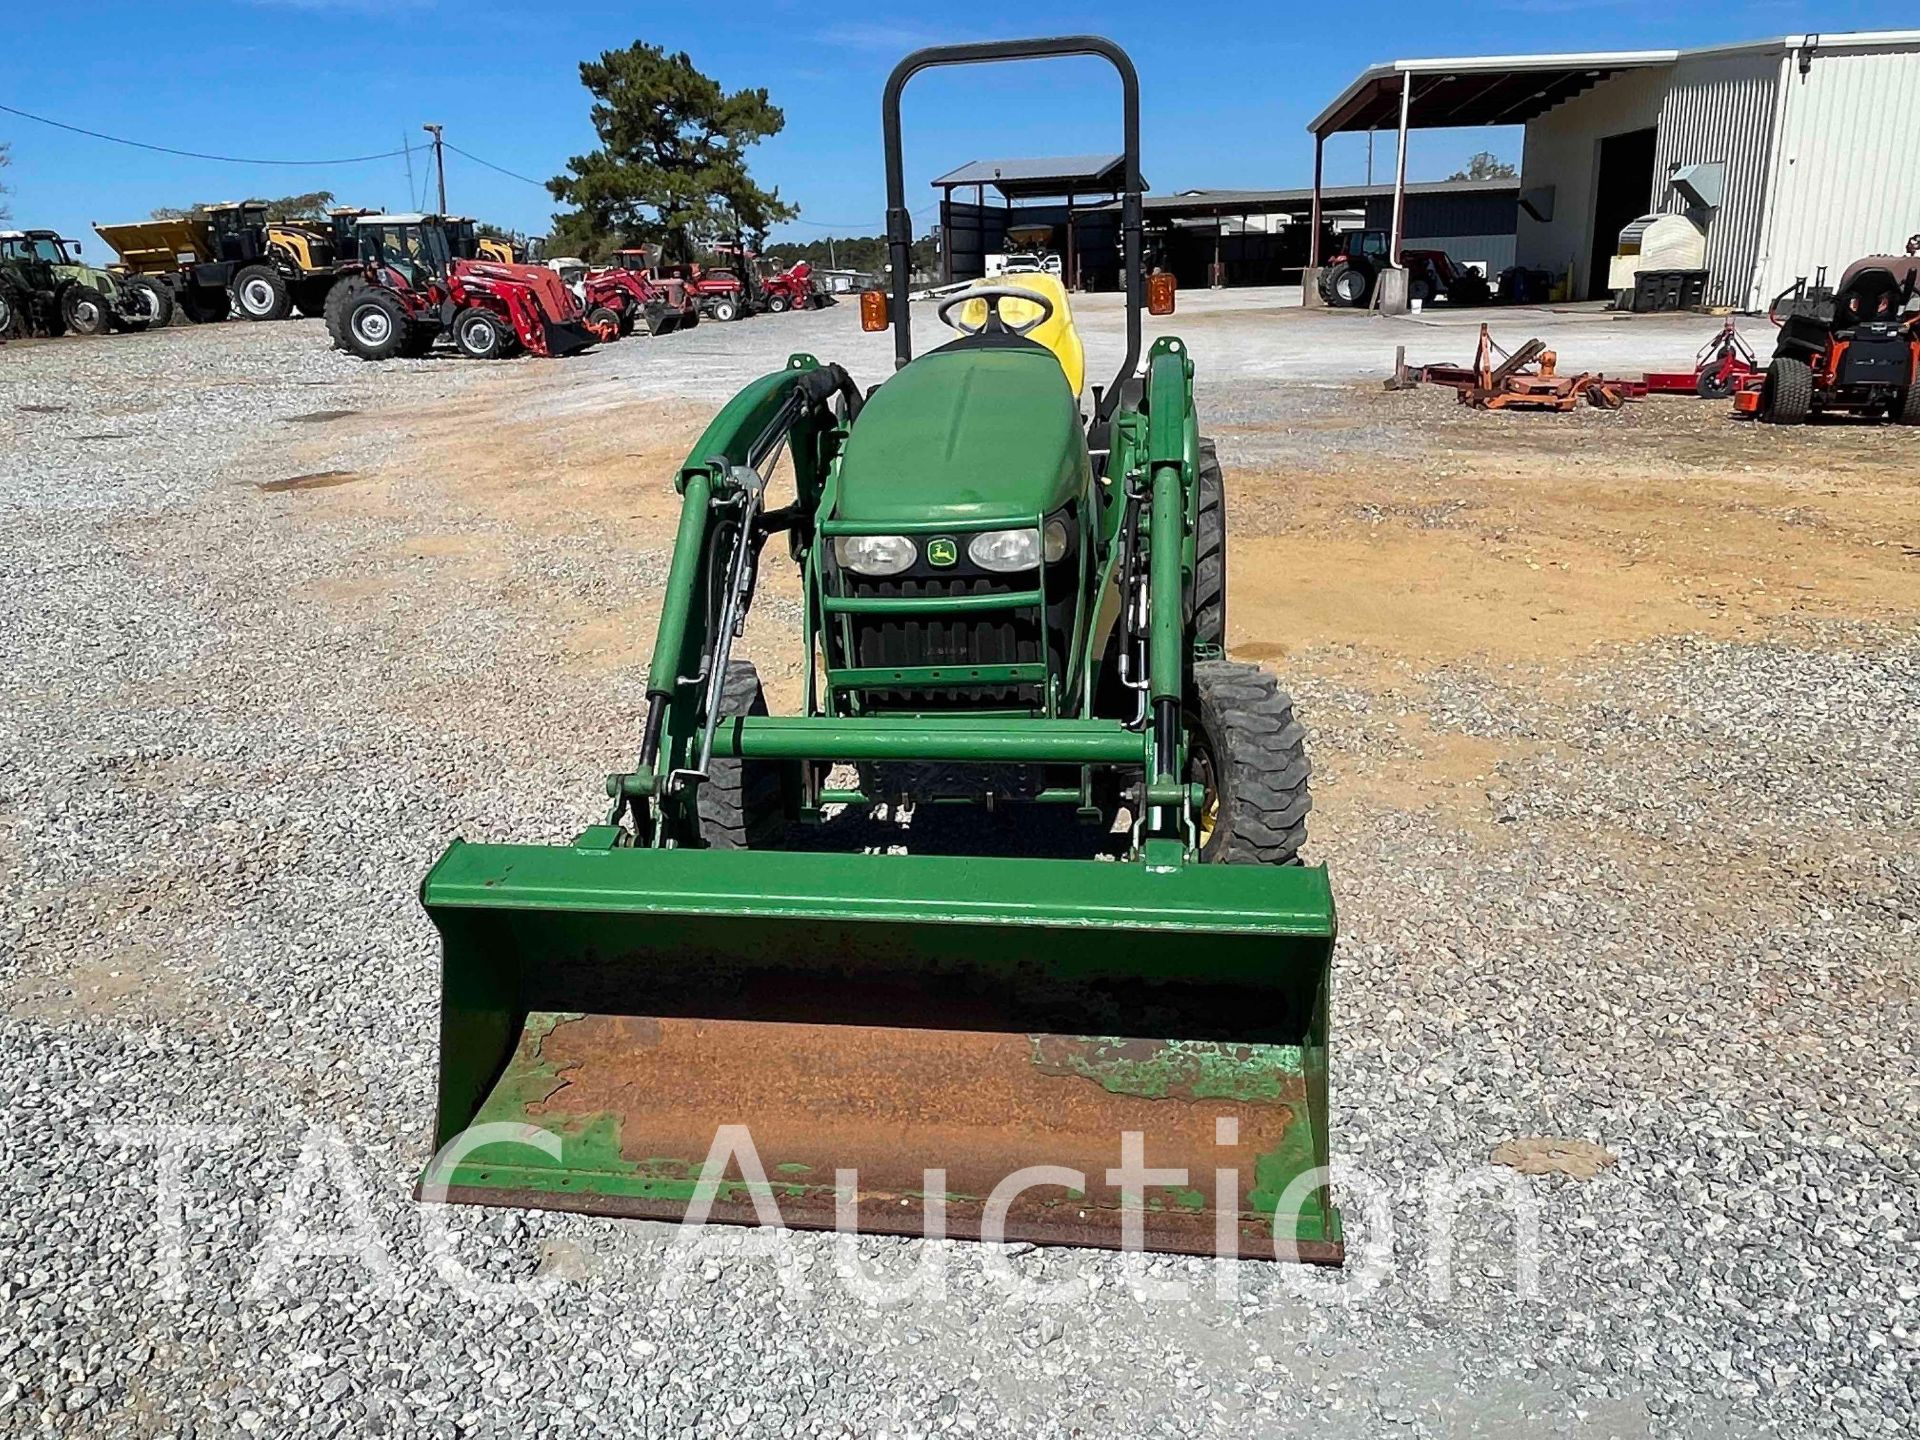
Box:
[418, 36, 1340, 1264]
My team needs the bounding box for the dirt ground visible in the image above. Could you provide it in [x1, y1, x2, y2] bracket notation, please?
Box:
[274, 361, 1920, 847]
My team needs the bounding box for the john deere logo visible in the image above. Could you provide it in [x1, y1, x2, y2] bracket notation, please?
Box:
[927, 537, 959, 567]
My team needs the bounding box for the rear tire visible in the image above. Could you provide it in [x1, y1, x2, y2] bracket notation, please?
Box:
[1327, 262, 1371, 307]
[696, 661, 785, 849]
[1191, 437, 1227, 648]
[292, 278, 337, 319]
[1760, 356, 1813, 424]
[340, 288, 408, 360]
[231, 264, 293, 321]
[1189, 661, 1311, 866]
[61, 285, 111, 336]
[180, 286, 231, 324]
[1448, 271, 1490, 306]
[452, 306, 508, 359]
[1899, 383, 1920, 426]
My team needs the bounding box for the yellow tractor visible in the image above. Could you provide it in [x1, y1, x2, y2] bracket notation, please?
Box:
[93, 201, 356, 323]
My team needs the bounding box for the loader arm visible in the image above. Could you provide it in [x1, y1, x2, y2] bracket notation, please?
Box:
[417, 33, 1341, 1268]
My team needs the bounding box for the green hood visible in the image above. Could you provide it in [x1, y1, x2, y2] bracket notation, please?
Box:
[832, 343, 1087, 527]
[52, 262, 123, 297]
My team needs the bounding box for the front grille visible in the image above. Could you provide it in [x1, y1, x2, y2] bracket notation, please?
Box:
[841, 572, 1067, 710]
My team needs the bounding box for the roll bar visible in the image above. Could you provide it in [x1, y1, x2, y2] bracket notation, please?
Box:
[882, 36, 1143, 421]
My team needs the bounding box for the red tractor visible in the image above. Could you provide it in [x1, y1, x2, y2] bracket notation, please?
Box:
[1318, 229, 1491, 308]
[583, 264, 700, 336]
[754, 258, 821, 313]
[615, 252, 754, 322]
[328, 213, 595, 361]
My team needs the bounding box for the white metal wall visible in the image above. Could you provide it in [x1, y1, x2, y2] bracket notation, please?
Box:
[1650, 54, 1779, 308]
[1758, 39, 1920, 308]
[1517, 67, 1670, 298]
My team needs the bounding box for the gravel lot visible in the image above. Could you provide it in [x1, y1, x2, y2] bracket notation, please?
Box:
[2, 303, 1916, 1440]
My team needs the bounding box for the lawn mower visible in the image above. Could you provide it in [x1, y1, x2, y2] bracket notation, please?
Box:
[326, 213, 595, 361]
[1737, 261, 1919, 424]
[415, 36, 1340, 1264]
[1319, 229, 1490, 308]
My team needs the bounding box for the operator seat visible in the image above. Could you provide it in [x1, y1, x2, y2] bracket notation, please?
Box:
[951, 273, 1086, 397]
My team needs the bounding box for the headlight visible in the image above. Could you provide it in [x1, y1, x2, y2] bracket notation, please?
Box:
[833, 534, 916, 576]
[968, 527, 1041, 573]
[1043, 518, 1069, 563]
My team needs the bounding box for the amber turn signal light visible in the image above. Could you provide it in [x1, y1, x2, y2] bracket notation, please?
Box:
[860, 290, 890, 331]
[1147, 272, 1177, 316]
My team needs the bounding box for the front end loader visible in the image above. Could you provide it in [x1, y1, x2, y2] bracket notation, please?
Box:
[327, 213, 596, 361]
[417, 37, 1340, 1263]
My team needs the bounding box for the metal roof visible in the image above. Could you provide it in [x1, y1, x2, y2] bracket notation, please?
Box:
[1310, 51, 1673, 134]
[1309, 30, 1920, 134]
[931, 154, 1135, 198]
[1091, 178, 1518, 218]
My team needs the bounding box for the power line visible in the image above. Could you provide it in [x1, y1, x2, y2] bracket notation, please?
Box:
[784, 203, 939, 233]
[442, 137, 937, 235]
[0, 101, 410, 166]
[443, 142, 549, 190]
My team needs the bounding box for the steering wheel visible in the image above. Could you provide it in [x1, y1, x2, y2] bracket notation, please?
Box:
[936, 284, 1056, 338]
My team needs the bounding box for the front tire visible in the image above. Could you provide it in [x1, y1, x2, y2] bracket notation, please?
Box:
[231, 264, 293, 321]
[123, 277, 174, 330]
[451, 306, 508, 359]
[1191, 437, 1227, 648]
[61, 285, 111, 336]
[708, 297, 739, 322]
[764, 294, 790, 314]
[584, 305, 621, 343]
[340, 288, 408, 360]
[1899, 382, 1920, 426]
[0, 279, 20, 338]
[1189, 661, 1311, 865]
[696, 661, 785, 849]
[1760, 356, 1813, 424]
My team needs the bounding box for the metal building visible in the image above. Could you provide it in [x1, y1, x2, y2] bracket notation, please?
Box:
[1310, 31, 1920, 308]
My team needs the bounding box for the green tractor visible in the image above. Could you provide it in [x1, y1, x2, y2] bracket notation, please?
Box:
[0, 237, 62, 339]
[0, 230, 171, 336]
[417, 37, 1340, 1264]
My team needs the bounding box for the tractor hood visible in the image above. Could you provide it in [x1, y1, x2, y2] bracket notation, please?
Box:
[833, 343, 1087, 527]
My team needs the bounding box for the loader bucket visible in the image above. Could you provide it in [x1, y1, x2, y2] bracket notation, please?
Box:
[417, 839, 1340, 1262]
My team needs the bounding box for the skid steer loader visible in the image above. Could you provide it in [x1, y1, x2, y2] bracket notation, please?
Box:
[418, 36, 1340, 1263]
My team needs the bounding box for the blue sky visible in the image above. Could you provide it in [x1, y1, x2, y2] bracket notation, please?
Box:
[2, 3, 1911, 256]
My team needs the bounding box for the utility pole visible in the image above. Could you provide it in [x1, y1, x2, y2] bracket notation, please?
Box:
[422, 124, 446, 215]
